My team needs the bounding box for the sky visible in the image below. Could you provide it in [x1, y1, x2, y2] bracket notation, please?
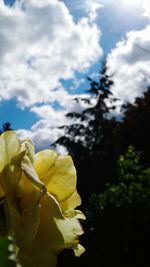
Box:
[0, 0, 150, 151]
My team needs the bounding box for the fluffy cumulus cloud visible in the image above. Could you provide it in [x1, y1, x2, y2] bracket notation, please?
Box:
[0, 0, 102, 107]
[0, 0, 102, 150]
[142, 0, 150, 18]
[84, 0, 103, 22]
[107, 6, 150, 104]
[17, 89, 95, 151]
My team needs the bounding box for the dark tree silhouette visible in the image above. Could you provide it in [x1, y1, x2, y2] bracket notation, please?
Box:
[0, 122, 12, 134]
[121, 87, 150, 167]
[55, 65, 150, 267]
[54, 62, 121, 201]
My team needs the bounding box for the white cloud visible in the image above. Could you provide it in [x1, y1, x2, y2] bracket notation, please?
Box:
[0, 0, 103, 151]
[142, 0, 150, 19]
[85, 0, 103, 22]
[17, 126, 64, 152]
[17, 88, 94, 151]
[0, 0, 102, 107]
[107, 25, 150, 103]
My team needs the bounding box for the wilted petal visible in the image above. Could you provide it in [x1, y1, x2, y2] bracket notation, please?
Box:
[21, 155, 46, 194]
[63, 209, 86, 220]
[74, 244, 85, 257]
[21, 139, 35, 163]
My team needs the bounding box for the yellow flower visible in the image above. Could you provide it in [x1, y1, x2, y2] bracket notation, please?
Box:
[0, 131, 85, 267]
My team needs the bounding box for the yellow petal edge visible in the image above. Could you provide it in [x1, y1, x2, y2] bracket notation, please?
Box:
[0, 131, 85, 267]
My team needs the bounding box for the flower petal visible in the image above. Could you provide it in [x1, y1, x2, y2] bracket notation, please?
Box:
[60, 190, 81, 211]
[0, 132, 85, 267]
[0, 138, 45, 247]
[3, 168, 42, 247]
[35, 151, 77, 202]
[10, 197, 41, 248]
[18, 193, 84, 267]
[34, 150, 58, 188]
[47, 155, 77, 202]
[0, 132, 21, 172]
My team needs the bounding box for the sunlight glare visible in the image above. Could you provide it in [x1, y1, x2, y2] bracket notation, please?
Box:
[122, 0, 143, 8]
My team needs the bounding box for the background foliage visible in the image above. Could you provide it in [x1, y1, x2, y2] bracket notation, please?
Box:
[55, 62, 150, 267]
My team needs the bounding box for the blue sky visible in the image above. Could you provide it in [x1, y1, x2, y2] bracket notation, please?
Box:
[0, 0, 150, 150]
